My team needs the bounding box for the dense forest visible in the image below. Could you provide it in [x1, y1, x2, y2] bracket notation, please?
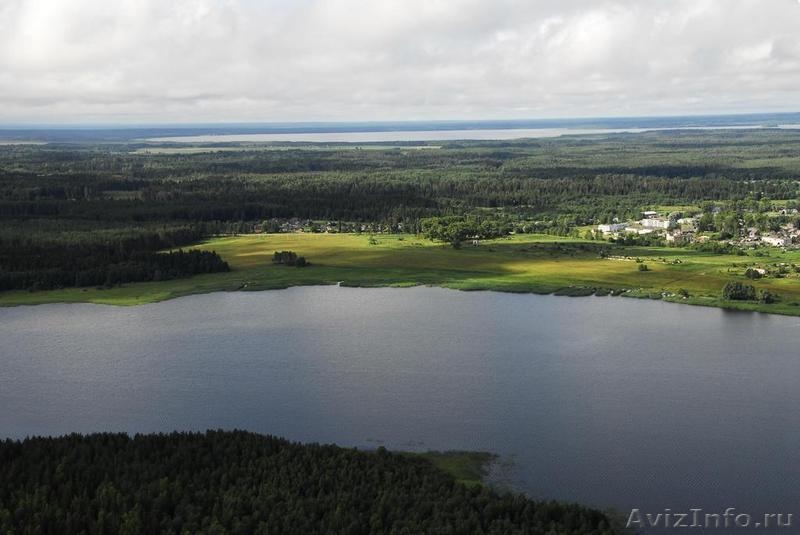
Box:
[3, 131, 800, 227]
[0, 431, 619, 534]
[0, 224, 228, 291]
[2, 129, 800, 291]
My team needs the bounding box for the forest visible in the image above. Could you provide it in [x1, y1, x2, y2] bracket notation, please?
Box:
[1, 129, 800, 292]
[0, 224, 228, 291]
[0, 431, 618, 534]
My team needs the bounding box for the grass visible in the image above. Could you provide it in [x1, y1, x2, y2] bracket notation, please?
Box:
[3, 232, 800, 315]
[400, 451, 496, 489]
[653, 204, 703, 214]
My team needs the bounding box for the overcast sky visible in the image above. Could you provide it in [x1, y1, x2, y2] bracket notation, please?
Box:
[1, 0, 799, 124]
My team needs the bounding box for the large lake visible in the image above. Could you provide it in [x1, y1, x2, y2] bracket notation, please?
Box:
[147, 125, 800, 143]
[2, 287, 800, 528]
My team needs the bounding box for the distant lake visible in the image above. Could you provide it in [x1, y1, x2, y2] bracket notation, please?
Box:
[2, 287, 800, 531]
[5, 113, 800, 143]
[147, 124, 800, 143]
[0, 141, 46, 145]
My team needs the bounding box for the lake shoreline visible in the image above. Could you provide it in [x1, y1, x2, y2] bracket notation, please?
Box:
[2, 276, 798, 317]
[3, 232, 799, 317]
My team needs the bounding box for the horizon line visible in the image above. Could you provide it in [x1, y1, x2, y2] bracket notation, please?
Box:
[2, 110, 800, 130]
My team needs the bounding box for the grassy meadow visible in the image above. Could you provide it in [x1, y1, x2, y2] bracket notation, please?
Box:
[2, 232, 800, 315]
[403, 451, 496, 489]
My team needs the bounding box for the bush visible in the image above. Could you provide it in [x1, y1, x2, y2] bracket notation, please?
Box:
[722, 281, 756, 301]
[272, 250, 297, 264]
[760, 290, 777, 304]
[638, 263, 649, 272]
[272, 251, 309, 267]
[744, 267, 763, 279]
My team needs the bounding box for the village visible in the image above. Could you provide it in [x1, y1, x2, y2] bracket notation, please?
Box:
[596, 208, 800, 249]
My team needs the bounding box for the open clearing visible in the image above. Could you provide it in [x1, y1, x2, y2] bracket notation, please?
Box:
[3, 233, 800, 314]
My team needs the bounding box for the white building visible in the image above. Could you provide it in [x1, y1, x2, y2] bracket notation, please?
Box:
[597, 223, 628, 234]
[762, 235, 789, 247]
[640, 218, 676, 230]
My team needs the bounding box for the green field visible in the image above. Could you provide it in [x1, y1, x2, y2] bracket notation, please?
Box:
[3, 232, 800, 315]
[404, 451, 496, 489]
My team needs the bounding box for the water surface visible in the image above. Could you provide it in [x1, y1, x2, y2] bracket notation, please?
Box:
[2, 287, 799, 528]
[147, 124, 800, 143]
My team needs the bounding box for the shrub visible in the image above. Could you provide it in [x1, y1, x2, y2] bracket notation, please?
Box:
[760, 290, 777, 304]
[722, 281, 756, 301]
[272, 251, 308, 267]
[744, 267, 763, 279]
[272, 250, 297, 264]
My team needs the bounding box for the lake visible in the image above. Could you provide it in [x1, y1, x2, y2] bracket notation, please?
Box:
[2, 286, 800, 530]
[146, 124, 800, 143]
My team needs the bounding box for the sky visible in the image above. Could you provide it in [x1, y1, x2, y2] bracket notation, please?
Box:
[1, 0, 799, 124]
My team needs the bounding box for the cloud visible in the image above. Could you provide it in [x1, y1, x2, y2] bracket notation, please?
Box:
[0, 0, 798, 122]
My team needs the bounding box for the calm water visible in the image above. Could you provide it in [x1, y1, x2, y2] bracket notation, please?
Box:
[2, 287, 800, 528]
[147, 124, 800, 143]
[148, 127, 652, 143]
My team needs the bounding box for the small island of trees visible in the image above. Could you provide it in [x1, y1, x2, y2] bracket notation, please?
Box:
[272, 251, 308, 267]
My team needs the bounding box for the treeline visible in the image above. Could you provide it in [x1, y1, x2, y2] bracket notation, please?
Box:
[4, 129, 800, 180]
[0, 431, 619, 534]
[2, 130, 800, 230]
[0, 226, 228, 291]
[1, 173, 796, 225]
[421, 215, 513, 244]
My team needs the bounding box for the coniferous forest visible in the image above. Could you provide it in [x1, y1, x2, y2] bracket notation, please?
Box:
[0, 431, 617, 534]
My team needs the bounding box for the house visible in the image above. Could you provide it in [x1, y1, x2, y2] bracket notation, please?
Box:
[642, 211, 659, 219]
[597, 222, 628, 234]
[640, 218, 676, 230]
[762, 235, 789, 247]
[665, 230, 693, 245]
